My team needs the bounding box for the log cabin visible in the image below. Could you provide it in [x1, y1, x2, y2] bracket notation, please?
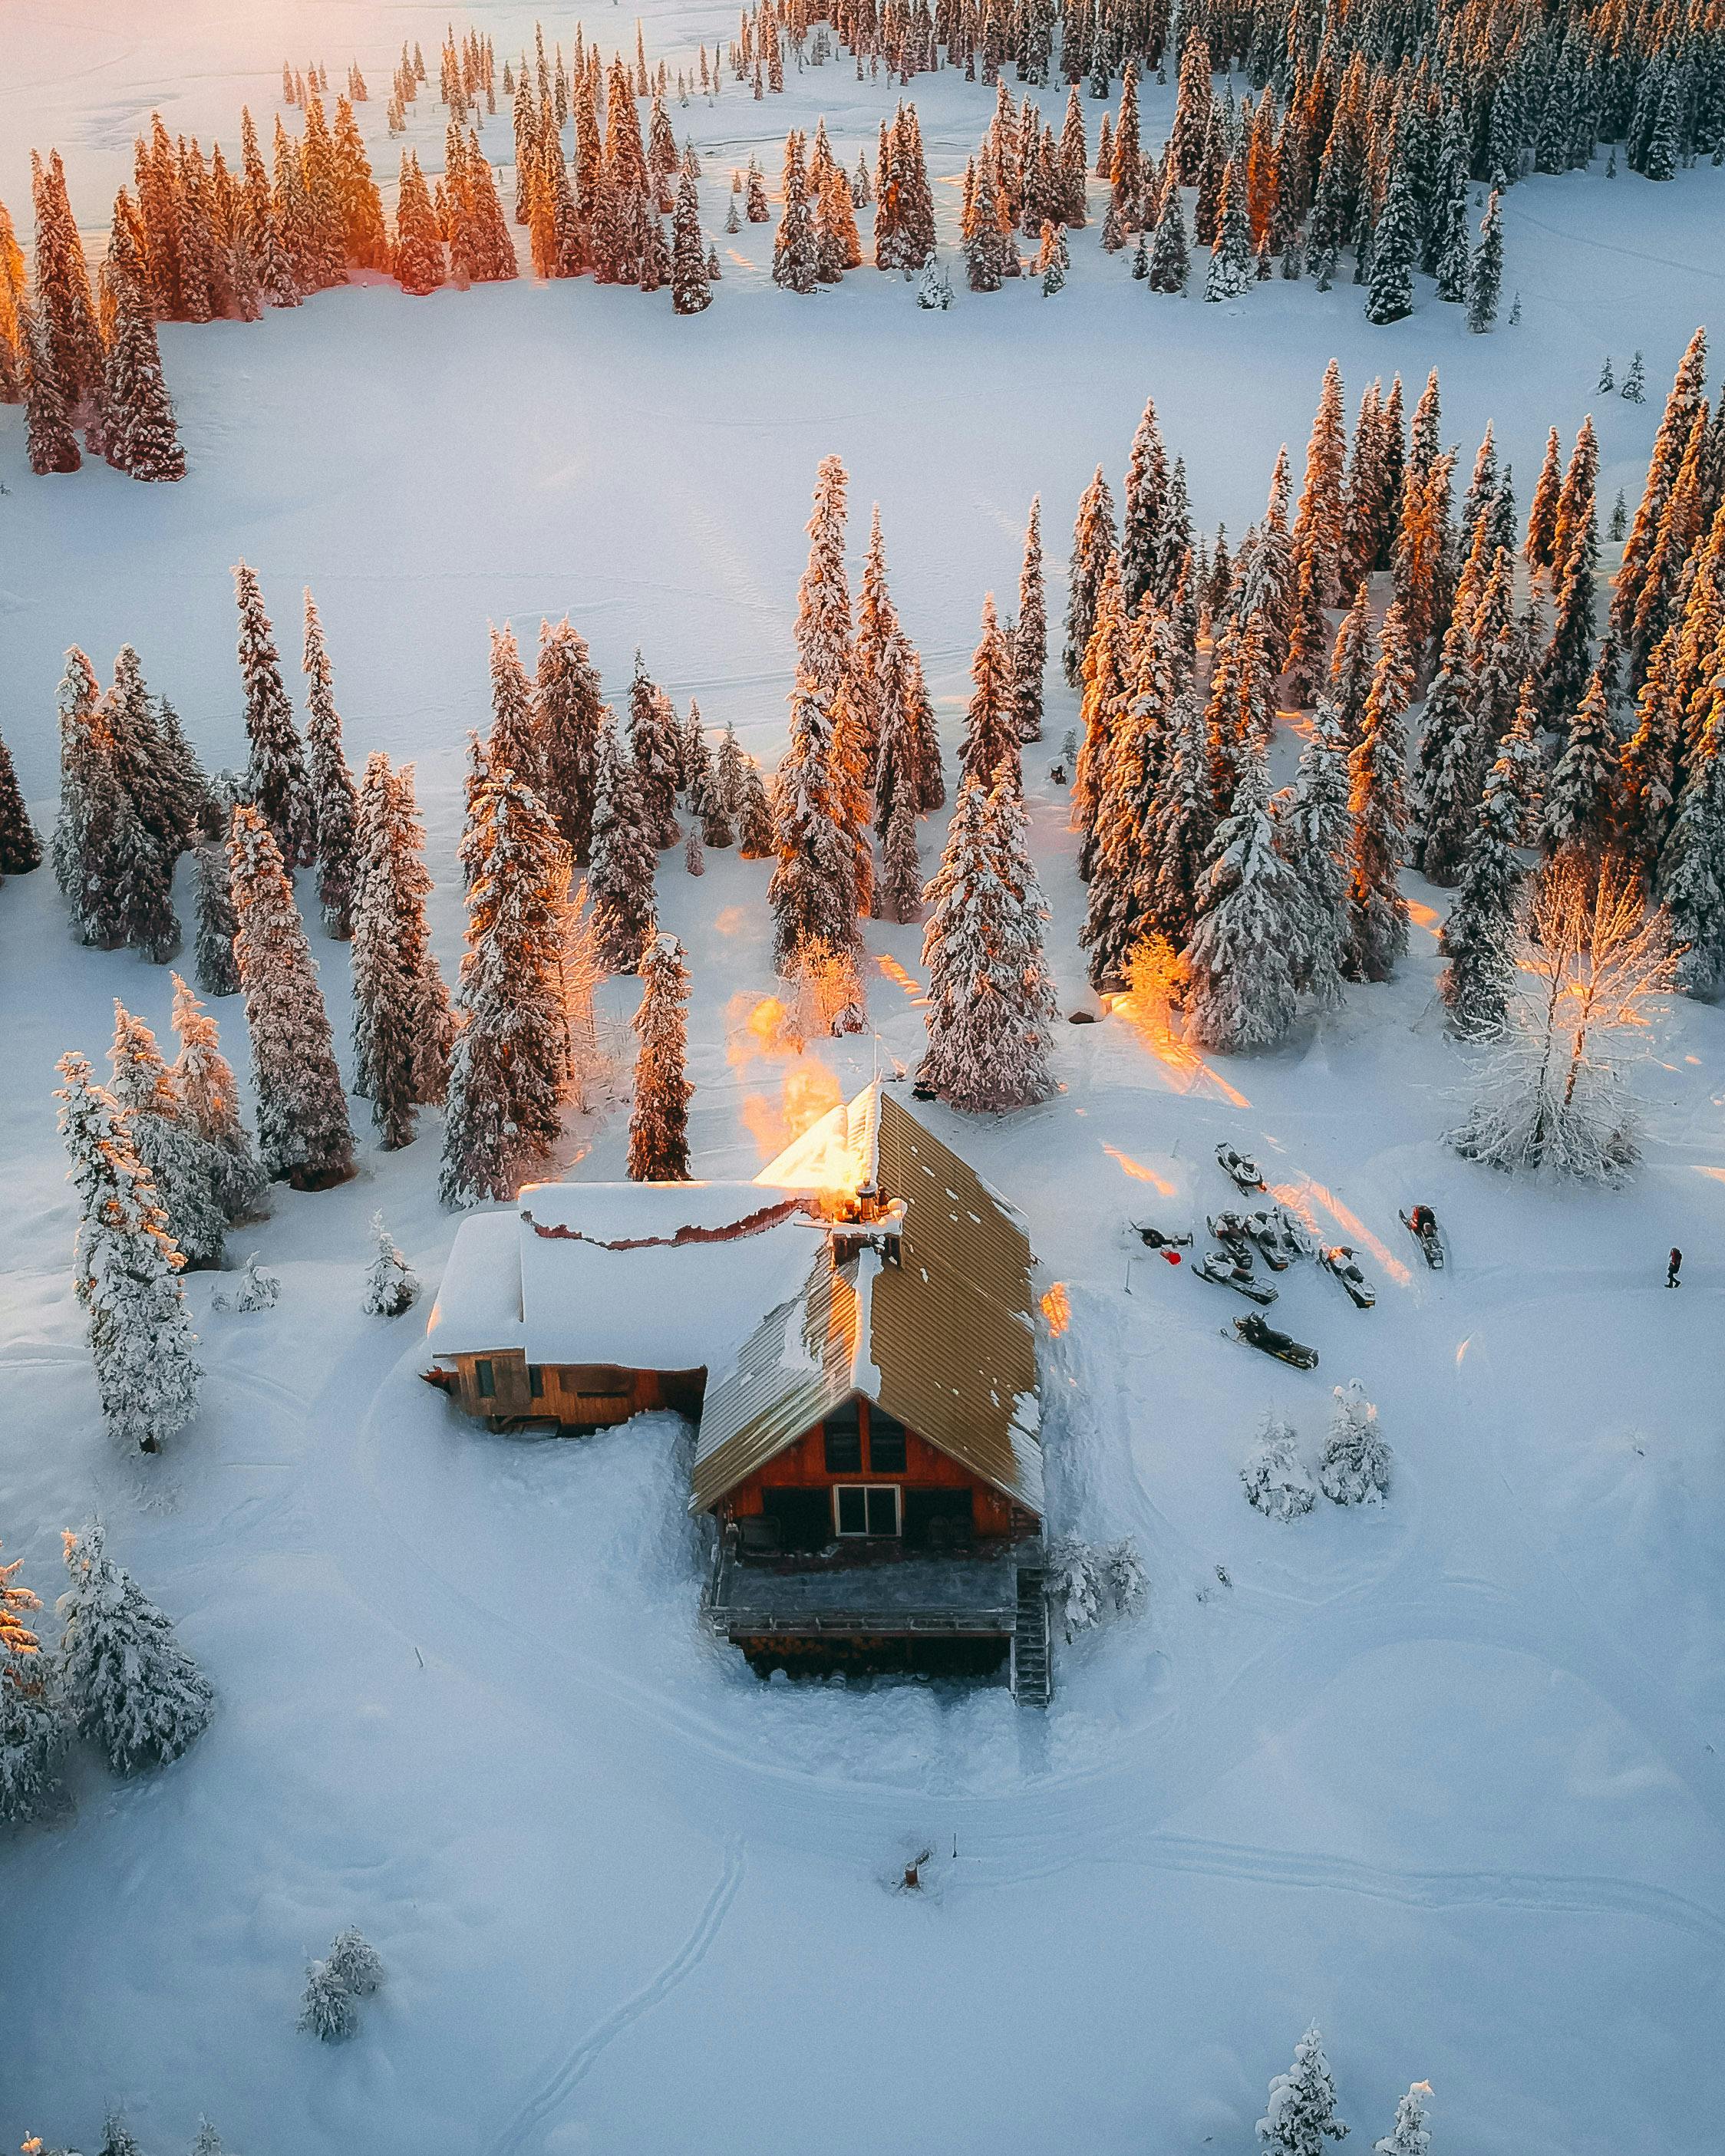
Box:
[424, 1084, 1051, 1698]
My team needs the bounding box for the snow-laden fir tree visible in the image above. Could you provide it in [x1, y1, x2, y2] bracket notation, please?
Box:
[1120, 398, 1170, 615]
[1280, 695, 1351, 1010]
[1014, 497, 1047, 742]
[56, 1051, 202, 1452]
[299, 1957, 358, 2042]
[1242, 1413, 1315, 1521]
[770, 672, 860, 977]
[587, 724, 659, 971]
[57, 1519, 213, 1771]
[190, 2118, 227, 2155]
[627, 654, 683, 849]
[1259, 2026, 1349, 2156]
[108, 1001, 228, 1271]
[1182, 741, 1306, 1051]
[170, 972, 270, 1222]
[0, 1541, 64, 1825]
[534, 616, 605, 861]
[51, 647, 133, 949]
[1147, 185, 1189, 292]
[1466, 190, 1502, 332]
[349, 755, 450, 1146]
[107, 644, 194, 861]
[958, 593, 1021, 797]
[1374, 2084, 1432, 2156]
[212, 1249, 281, 1312]
[1326, 586, 1376, 749]
[1438, 736, 1527, 1039]
[1203, 157, 1253, 302]
[1318, 1377, 1391, 1503]
[487, 621, 541, 795]
[671, 170, 711, 312]
[440, 761, 571, 1207]
[707, 724, 744, 849]
[0, 723, 42, 880]
[1366, 158, 1418, 325]
[1064, 466, 1118, 686]
[1070, 553, 1130, 880]
[227, 806, 355, 1188]
[1345, 602, 1416, 981]
[362, 1211, 420, 1316]
[1148, 686, 1217, 951]
[1409, 612, 1489, 887]
[627, 931, 694, 1180]
[1541, 667, 1617, 862]
[1449, 857, 1673, 1182]
[878, 786, 923, 923]
[234, 562, 315, 867]
[918, 776, 1056, 1113]
[101, 236, 186, 480]
[302, 591, 361, 937]
[1659, 708, 1725, 998]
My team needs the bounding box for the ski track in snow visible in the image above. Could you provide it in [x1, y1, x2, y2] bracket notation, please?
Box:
[485, 1840, 746, 2156]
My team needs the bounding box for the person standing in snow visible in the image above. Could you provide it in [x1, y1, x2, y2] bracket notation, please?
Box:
[1666, 1247, 1682, 1287]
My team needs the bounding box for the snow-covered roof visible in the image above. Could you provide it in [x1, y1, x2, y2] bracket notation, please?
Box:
[427, 1182, 827, 1370]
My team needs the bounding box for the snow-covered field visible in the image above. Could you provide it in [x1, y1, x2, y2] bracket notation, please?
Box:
[2, 5, 1723, 2151]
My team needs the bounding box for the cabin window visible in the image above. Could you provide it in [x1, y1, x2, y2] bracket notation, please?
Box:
[823, 1399, 862, 1474]
[528, 1366, 544, 1399]
[833, 1485, 900, 1538]
[867, 1409, 908, 1474]
[474, 1359, 496, 1399]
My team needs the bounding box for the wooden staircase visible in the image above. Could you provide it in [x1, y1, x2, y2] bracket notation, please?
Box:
[1010, 1559, 1051, 1707]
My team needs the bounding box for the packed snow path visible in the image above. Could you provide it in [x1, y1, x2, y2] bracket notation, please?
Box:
[2, 5, 1723, 2153]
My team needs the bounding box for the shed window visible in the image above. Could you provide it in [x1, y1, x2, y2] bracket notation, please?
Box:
[867, 1409, 907, 1474]
[528, 1366, 545, 1399]
[474, 1359, 496, 1399]
[833, 1485, 901, 1538]
[823, 1399, 862, 1474]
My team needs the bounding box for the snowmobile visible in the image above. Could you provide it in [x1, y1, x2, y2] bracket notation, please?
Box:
[1243, 1206, 1308, 1269]
[1215, 1142, 1267, 1193]
[1319, 1244, 1377, 1309]
[1195, 1248, 1278, 1304]
[1227, 1312, 1320, 1369]
[1400, 1206, 1446, 1270]
[1206, 1209, 1255, 1258]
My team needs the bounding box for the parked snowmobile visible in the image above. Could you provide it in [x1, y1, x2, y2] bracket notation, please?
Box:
[1228, 1312, 1320, 1369]
[1319, 1244, 1377, 1308]
[1243, 1206, 1308, 1269]
[1400, 1206, 1446, 1269]
[1196, 1248, 1278, 1304]
[1206, 1210, 1255, 1257]
[1215, 1142, 1267, 1193]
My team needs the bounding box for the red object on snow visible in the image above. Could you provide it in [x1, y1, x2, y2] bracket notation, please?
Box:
[1163, 1250, 1182, 1265]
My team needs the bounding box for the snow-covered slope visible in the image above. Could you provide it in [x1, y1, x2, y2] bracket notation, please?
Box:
[1, 7, 1722, 2154]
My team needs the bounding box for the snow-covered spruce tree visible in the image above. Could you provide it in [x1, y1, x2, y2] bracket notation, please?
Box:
[1148, 687, 1217, 952]
[170, 973, 270, 1223]
[1147, 184, 1189, 293]
[1659, 711, 1725, 998]
[1540, 667, 1617, 862]
[1466, 190, 1502, 333]
[534, 617, 604, 861]
[1182, 742, 1306, 1052]
[958, 593, 1021, 798]
[104, 645, 186, 861]
[1064, 466, 1118, 687]
[190, 2118, 227, 2156]
[671, 170, 711, 312]
[1280, 695, 1351, 1010]
[299, 1957, 358, 2042]
[55, 1052, 202, 1453]
[234, 561, 315, 868]
[108, 1001, 228, 1271]
[627, 654, 683, 849]
[1438, 742, 1526, 1040]
[1345, 602, 1416, 982]
[351, 757, 450, 1144]
[110, 785, 181, 964]
[52, 647, 131, 948]
[1203, 157, 1253, 302]
[440, 764, 571, 1208]
[1120, 398, 1170, 615]
[190, 841, 241, 997]
[362, 1212, 420, 1316]
[212, 1249, 279, 1313]
[1318, 1378, 1391, 1504]
[1259, 2026, 1347, 2156]
[1449, 857, 1673, 1183]
[0, 1542, 65, 1825]
[1374, 2084, 1432, 2156]
[1325, 586, 1376, 750]
[627, 931, 693, 1180]
[302, 590, 361, 937]
[878, 786, 923, 923]
[1409, 613, 1488, 888]
[1070, 553, 1130, 881]
[327, 1924, 384, 1996]
[917, 775, 1056, 1113]
[1014, 497, 1047, 743]
[772, 135, 819, 293]
[21, 295, 82, 473]
[0, 724, 42, 879]
[1366, 158, 1417, 325]
[57, 1519, 213, 1771]
[487, 621, 541, 795]
[770, 672, 859, 979]
[1242, 1413, 1315, 1521]
[587, 727, 659, 973]
[227, 806, 355, 1188]
[101, 240, 186, 480]
[710, 724, 747, 849]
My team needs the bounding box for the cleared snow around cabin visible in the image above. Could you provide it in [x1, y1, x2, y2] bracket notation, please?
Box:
[2, 5, 1723, 2152]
